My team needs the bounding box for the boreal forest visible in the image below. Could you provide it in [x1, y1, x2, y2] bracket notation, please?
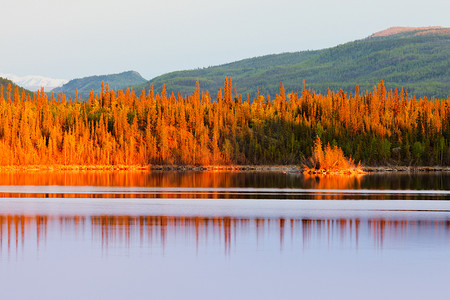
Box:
[0, 78, 448, 167]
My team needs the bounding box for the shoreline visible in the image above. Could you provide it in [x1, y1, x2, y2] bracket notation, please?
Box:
[0, 164, 449, 173]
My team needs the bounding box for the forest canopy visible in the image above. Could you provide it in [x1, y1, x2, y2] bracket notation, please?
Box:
[0, 78, 448, 167]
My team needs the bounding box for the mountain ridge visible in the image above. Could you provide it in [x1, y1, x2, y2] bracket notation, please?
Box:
[137, 26, 449, 99]
[369, 26, 449, 38]
[52, 70, 147, 97]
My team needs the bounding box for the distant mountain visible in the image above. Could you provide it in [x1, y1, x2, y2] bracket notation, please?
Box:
[0, 73, 68, 92]
[369, 26, 450, 38]
[138, 26, 449, 99]
[54, 71, 147, 98]
[0, 77, 34, 100]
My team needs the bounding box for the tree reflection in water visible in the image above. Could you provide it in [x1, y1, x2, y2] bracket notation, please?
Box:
[1, 215, 449, 257]
[0, 171, 449, 190]
[0, 171, 449, 202]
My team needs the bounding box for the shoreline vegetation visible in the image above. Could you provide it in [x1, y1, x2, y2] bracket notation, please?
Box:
[0, 78, 449, 168]
[0, 164, 450, 173]
[302, 136, 365, 175]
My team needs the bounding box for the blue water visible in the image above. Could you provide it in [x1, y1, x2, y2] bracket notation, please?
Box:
[0, 171, 449, 300]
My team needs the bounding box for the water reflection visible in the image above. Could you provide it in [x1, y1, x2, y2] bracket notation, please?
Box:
[0, 188, 449, 201]
[1, 172, 449, 299]
[2, 214, 449, 259]
[0, 171, 449, 190]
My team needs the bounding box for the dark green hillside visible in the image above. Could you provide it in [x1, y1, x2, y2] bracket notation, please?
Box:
[53, 71, 147, 98]
[135, 51, 320, 97]
[140, 28, 449, 99]
[0, 77, 34, 100]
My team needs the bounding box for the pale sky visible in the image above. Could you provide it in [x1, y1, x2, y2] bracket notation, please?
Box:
[1, 0, 449, 80]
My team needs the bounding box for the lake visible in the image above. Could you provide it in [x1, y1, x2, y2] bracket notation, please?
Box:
[0, 171, 449, 299]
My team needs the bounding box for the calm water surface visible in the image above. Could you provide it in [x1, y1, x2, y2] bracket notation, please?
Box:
[0, 171, 449, 300]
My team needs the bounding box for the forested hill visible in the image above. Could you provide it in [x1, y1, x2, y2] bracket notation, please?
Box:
[139, 27, 449, 99]
[0, 77, 34, 100]
[52, 71, 147, 98]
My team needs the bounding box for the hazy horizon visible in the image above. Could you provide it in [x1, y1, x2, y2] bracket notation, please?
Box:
[1, 0, 449, 81]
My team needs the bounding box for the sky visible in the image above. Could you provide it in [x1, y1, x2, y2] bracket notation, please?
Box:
[0, 0, 449, 81]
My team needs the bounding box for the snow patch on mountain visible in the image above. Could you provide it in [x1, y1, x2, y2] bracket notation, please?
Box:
[0, 73, 69, 91]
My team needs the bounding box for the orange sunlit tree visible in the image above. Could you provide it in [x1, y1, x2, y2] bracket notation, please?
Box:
[303, 136, 364, 175]
[0, 78, 448, 167]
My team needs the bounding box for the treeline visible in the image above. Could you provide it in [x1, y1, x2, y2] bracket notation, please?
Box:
[0, 78, 449, 166]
